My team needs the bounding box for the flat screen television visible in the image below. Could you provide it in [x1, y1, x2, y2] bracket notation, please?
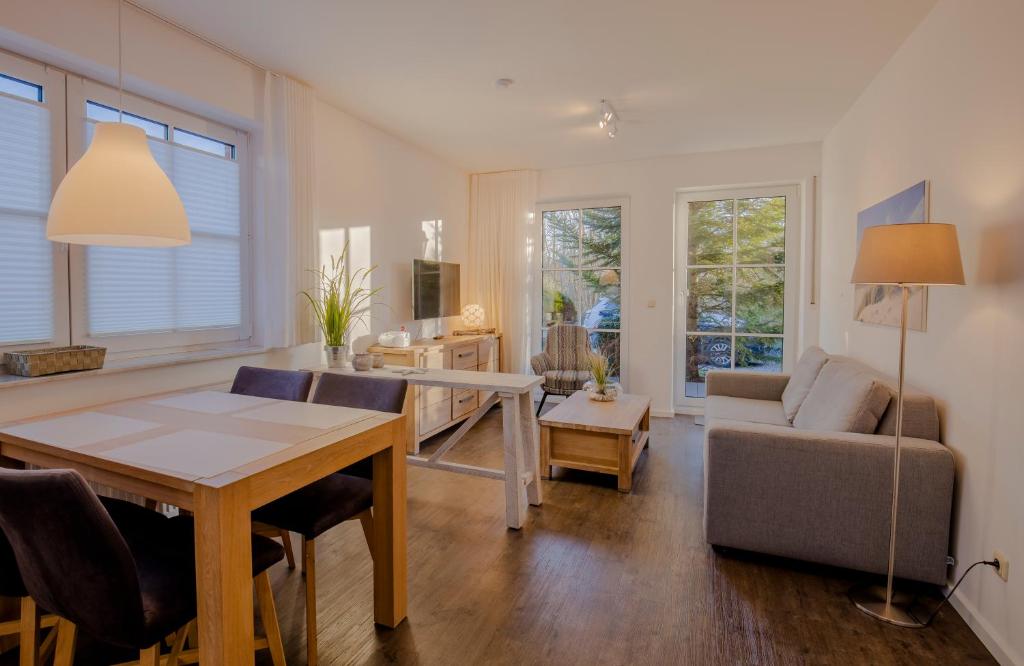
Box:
[413, 259, 460, 320]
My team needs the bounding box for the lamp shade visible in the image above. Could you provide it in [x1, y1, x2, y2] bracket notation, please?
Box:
[851, 223, 965, 286]
[461, 304, 485, 328]
[47, 123, 190, 247]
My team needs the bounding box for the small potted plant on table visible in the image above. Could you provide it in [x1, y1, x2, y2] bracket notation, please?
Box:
[583, 352, 621, 401]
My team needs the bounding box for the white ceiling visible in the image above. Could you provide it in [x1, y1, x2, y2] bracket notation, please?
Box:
[135, 0, 935, 172]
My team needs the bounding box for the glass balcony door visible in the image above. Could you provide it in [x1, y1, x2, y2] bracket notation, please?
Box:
[674, 185, 800, 408]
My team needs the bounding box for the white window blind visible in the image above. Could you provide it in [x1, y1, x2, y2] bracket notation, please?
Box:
[0, 89, 53, 345]
[83, 117, 242, 337]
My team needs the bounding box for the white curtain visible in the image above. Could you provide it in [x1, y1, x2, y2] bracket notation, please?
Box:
[252, 73, 317, 348]
[468, 170, 538, 374]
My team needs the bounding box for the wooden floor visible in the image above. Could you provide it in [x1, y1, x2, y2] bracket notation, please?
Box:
[15, 409, 993, 664]
[256, 409, 995, 665]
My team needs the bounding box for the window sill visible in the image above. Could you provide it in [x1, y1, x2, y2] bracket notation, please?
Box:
[0, 345, 270, 390]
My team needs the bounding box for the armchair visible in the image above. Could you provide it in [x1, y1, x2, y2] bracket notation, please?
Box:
[531, 324, 592, 415]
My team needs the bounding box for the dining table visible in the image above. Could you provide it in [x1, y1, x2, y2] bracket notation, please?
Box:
[0, 385, 408, 665]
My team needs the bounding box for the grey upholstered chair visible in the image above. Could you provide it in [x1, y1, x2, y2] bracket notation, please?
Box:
[247, 370, 408, 666]
[530, 324, 593, 414]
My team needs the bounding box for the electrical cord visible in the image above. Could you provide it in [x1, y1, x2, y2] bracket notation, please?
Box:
[912, 559, 1000, 626]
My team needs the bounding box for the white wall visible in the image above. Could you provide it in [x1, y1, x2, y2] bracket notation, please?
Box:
[314, 100, 469, 351]
[538, 143, 821, 415]
[818, 1, 1024, 662]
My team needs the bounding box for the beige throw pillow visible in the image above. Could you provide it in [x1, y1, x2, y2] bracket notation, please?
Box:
[780, 346, 830, 422]
[793, 359, 892, 433]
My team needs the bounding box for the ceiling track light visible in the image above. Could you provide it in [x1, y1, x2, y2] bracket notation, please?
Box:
[598, 99, 618, 138]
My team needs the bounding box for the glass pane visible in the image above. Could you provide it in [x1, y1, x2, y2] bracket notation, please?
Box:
[174, 127, 235, 159]
[86, 101, 168, 139]
[542, 209, 580, 268]
[736, 267, 784, 334]
[686, 268, 732, 332]
[589, 331, 620, 382]
[737, 196, 786, 264]
[542, 270, 582, 326]
[685, 335, 732, 398]
[736, 337, 783, 373]
[581, 206, 621, 267]
[0, 73, 42, 102]
[580, 270, 620, 330]
[688, 199, 733, 265]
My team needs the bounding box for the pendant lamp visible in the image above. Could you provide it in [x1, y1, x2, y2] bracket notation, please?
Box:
[46, 0, 189, 247]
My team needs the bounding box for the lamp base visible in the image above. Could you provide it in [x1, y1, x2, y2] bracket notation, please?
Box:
[850, 584, 927, 628]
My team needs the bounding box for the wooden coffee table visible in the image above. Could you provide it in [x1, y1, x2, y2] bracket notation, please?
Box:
[538, 391, 651, 492]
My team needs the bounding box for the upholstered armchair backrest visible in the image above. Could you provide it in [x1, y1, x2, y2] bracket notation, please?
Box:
[544, 324, 592, 371]
[231, 366, 314, 402]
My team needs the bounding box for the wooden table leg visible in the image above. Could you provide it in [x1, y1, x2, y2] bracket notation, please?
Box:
[517, 392, 543, 506]
[194, 482, 255, 665]
[500, 394, 528, 529]
[540, 425, 551, 480]
[617, 433, 633, 493]
[372, 419, 408, 627]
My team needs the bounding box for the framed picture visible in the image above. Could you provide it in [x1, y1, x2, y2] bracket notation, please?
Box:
[853, 181, 929, 331]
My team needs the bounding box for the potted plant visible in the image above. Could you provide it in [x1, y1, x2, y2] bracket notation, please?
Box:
[302, 243, 381, 368]
[583, 352, 622, 401]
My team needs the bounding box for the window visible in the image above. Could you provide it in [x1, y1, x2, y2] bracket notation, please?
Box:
[0, 49, 250, 357]
[539, 201, 626, 381]
[0, 53, 68, 350]
[674, 186, 799, 404]
[68, 79, 249, 351]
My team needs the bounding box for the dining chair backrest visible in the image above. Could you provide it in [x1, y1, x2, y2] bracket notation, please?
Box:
[0, 469, 144, 644]
[0, 531, 26, 598]
[312, 373, 408, 414]
[231, 366, 314, 402]
[312, 373, 408, 479]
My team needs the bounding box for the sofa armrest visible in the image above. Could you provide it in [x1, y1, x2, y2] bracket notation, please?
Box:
[705, 370, 790, 401]
[703, 419, 955, 584]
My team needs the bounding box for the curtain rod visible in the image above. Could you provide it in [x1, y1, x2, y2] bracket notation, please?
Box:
[124, 0, 270, 74]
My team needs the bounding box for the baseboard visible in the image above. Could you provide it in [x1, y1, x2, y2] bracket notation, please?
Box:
[673, 405, 703, 417]
[651, 409, 676, 418]
[949, 588, 1022, 666]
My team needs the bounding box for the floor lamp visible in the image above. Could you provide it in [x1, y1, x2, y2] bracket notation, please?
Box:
[849, 222, 965, 627]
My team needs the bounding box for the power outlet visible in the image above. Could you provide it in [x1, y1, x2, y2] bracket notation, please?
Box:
[993, 550, 1010, 582]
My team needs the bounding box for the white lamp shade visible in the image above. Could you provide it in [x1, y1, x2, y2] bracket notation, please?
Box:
[47, 123, 190, 247]
[461, 303, 485, 328]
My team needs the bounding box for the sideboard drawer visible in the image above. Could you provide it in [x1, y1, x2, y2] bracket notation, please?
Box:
[417, 385, 452, 407]
[452, 345, 478, 370]
[453, 389, 477, 419]
[420, 398, 452, 435]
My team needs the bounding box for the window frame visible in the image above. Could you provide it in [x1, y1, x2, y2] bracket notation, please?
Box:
[65, 76, 253, 355]
[534, 197, 629, 388]
[0, 49, 70, 352]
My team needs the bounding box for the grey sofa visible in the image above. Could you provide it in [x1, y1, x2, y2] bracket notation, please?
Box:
[703, 347, 955, 585]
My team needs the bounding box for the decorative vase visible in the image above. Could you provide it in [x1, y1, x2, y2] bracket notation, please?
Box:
[583, 380, 622, 402]
[324, 344, 348, 369]
[352, 353, 373, 371]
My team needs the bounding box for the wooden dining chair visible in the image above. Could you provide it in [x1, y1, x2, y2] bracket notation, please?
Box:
[252, 372, 408, 666]
[0, 469, 288, 666]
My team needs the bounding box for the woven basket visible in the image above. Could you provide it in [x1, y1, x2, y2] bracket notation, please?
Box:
[3, 346, 107, 377]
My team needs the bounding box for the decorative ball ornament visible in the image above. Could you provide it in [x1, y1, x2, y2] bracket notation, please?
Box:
[461, 304, 485, 328]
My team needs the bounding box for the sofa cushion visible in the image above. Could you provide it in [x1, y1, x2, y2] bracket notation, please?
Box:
[793, 360, 891, 433]
[780, 346, 829, 422]
[876, 391, 941, 441]
[706, 396, 791, 427]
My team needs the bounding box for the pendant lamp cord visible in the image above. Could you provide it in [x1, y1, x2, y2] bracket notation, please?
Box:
[117, 0, 124, 122]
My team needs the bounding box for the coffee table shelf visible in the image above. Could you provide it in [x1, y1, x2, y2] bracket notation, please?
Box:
[538, 391, 651, 493]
